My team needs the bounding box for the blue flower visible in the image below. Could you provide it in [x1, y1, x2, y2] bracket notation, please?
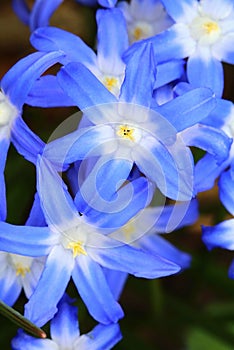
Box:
[0, 193, 47, 307]
[202, 158, 234, 278]
[12, 294, 122, 350]
[0, 50, 65, 220]
[118, 0, 173, 44]
[0, 156, 182, 326]
[127, 0, 234, 97]
[43, 41, 217, 201]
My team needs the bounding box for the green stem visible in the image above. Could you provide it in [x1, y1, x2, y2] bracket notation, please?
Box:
[0, 301, 46, 339]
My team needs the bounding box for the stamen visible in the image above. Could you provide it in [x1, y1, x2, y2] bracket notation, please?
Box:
[117, 125, 135, 142]
[203, 21, 219, 34]
[103, 77, 118, 92]
[67, 241, 87, 258]
[15, 264, 30, 277]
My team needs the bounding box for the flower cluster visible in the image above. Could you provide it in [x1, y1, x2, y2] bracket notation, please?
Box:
[0, 0, 234, 348]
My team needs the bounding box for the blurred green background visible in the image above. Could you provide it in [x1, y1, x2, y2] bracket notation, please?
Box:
[1, 1, 234, 349]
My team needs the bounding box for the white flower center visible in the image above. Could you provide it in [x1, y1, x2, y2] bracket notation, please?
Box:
[129, 21, 154, 43]
[0, 91, 18, 127]
[100, 75, 124, 97]
[190, 16, 221, 45]
[116, 123, 143, 144]
[9, 254, 33, 277]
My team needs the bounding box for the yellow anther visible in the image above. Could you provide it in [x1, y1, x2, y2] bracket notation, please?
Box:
[15, 264, 30, 277]
[103, 77, 118, 92]
[117, 125, 135, 142]
[67, 241, 87, 258]
[203, 21, 219, 34]
[133, 27, 144, 41]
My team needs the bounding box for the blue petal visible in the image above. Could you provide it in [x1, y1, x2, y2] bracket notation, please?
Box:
[29, 0, 63, 31]
[96, 8, 128, 74]
[187, 50, 224, 97]
[228, 259, 234, 279]
[50, 294, 80, 347]
[219, 167, 234, 215]
[12, 331, 56, 349]
[147, 22, 196, 61]
[30, 26, 96, 66]
[202, 219, 234, 251]
[103, 268, 128, 300]
[156, 87, 216, 132]
[154, 59, 185, 89]
[139, 234, 191, 269]
[99, 0, 117, 7]
[26, 75, 75, 107]
[134, 138, 194, 200]
[0, 221, 56, 256]
[74, 156, 132, 214]
[12, 0, 30, 25]
[120, 43, 156, 107]
[213, 34, 234, 65]
[24, 245, 74, 326]
[194, 153, 229, 192]
[26, 193, 46, 227]
[1, 51, 65, 109]
[44, 125, 114, 166]
[149, 199, 199, 233]
[0, 138, 10, 221]
[76, 323, 122, 350]
[72, 255, 124, 324]
[88, 234, 181, 278]
[57, 62, 117, 110]
[37, 156, 79, 229]
[202, 98, 233, 129]
[160, 0, 198, 22]
[82, 177, 154, 230]
[0, 267, 21, 306]
[11, 117, 45, 164]
[181, 124, 232, 164]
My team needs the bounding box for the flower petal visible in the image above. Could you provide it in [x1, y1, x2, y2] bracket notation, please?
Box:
[29, 0, 63, 31]
[181, 124, 232, 164]
[212, 33, 234, 64]
[57, 62, 117, 111]
[12, 0, 30, 25]
[157, 87, 216, 132]
[24, 245, 74, 326]
[0, 221, 56, 256]
[187, 48, 224, 97]
[120, 42, 156, 107]
[219, 167, 234, 215]
[0, 138, 10, 221]
[11, 117, 45, 164]
[74, 156, 133, 215]
[76, 323, 122, 350]
[1, 51, 65, 109]
[202, 219, 234, 250]
[139, 234, 191, 269]
[154, 59, 185, 89]
[30, 26, 96, 66]
[72, 255, 124, 324]
[161, 0, 198, 22]
[37, 156, 79, 230]
[96, 8, 128, 74]
[50, 294, 80, 347]
[88, 233, 181, 278]
[26, 75, 75, 107]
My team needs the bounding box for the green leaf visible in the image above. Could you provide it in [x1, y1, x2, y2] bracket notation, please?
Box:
[186, 327, 233, 350]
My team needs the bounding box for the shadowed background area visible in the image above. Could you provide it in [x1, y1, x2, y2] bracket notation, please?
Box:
[1, 1, 234, 349]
